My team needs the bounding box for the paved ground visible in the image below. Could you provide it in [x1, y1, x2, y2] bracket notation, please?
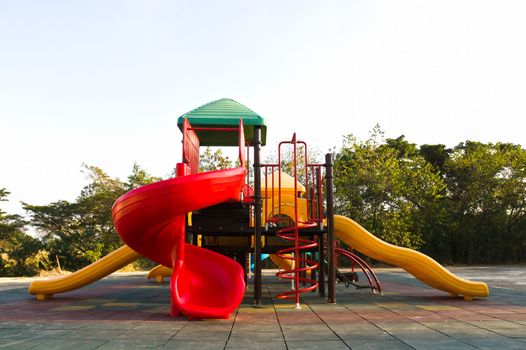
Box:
[1, 267, 525, 349]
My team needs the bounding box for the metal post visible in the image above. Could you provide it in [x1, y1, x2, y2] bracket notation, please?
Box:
[315, 165, 325, 298]
[311, 236, 317, 286]
[300, 252, 306, 286]
[325, 153, 336, 304]
[318, 233, 325, 297]
[244, 253, 250, 285]
[253, 127, 263, 305]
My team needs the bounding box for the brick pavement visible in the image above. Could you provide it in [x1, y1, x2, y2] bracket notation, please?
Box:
[0, 268, 525, 349]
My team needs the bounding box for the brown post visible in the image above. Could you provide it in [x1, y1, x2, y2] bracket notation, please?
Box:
[253, 127, 263, 305]
[318, 232, 325, 297]
[325, 153, 336, 304]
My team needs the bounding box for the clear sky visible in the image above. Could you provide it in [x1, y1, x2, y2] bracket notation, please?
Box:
[1, 0, 525, 216]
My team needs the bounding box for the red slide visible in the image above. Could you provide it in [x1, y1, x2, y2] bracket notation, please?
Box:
[112, 167, 246, 319]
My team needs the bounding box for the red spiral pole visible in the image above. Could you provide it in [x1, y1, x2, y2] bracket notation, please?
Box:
[274, 134, 319, 307]
[275, 223, 319, 303]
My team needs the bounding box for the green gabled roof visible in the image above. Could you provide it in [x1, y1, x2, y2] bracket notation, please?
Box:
[177, 98, 267, 146]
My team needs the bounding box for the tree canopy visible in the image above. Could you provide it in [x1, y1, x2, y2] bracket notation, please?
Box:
[334, 127, 445, 250]
[2, 129, 526, 277]
[333, 127, 526, 264]
[1, 188, 49, 276]
[22, 163, 161, 272]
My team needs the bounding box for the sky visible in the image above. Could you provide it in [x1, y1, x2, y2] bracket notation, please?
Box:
[1, 0, 525, 217]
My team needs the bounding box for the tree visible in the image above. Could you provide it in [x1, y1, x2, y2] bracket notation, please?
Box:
[420, 144, 451, 171]
[264, 143, 322, 188]
[126, 163, 162, 191]
[443, 141, 526, 263]
[334, 126, 445, 250]
[383, 135, 418, 159]
[199, 147, 233, 172]
[24, 164, 161, 270]
[1, 188, 50, 276]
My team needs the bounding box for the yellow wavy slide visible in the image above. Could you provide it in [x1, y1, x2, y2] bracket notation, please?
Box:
[335, 215, 489, 300]
[28, 245, 141, 300]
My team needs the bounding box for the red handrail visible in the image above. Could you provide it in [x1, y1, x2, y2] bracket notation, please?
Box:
[335, 247, 382, 294]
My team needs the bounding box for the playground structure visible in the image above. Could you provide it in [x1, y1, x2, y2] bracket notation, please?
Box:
[28, 98, 489, 319]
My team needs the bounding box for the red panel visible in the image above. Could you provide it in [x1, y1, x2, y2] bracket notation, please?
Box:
[242, 183, 254, 203]
[238, 119, 245, 166]
[176, 162, 191, 177]
[182, 118, 200, 174]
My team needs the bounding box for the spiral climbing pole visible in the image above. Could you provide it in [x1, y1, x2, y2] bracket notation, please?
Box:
[275, 223, 319, 306]
[267, 133, 324, 308]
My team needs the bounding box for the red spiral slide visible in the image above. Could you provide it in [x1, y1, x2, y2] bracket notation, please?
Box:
[112, 167, 246, 319]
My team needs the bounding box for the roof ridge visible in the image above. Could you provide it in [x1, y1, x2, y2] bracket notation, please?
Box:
[177, 98, 267, 146]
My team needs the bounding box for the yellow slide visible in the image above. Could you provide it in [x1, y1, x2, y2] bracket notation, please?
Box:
[147, 265, 172, 283]
[334, 215, 489, 300]
[28, 245, 141, 300]
[269, 254, 293, 271]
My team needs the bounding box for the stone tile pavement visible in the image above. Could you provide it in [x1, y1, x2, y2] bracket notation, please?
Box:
[0, 267, 525, 349]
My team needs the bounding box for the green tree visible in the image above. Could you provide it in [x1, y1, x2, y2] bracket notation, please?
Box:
[199, 147, 233, 171]
[443, 141, 526, 263]
[264, 143, 322, 188]
[334, 126, 445, 250]
[383, 135, 419, 159]
[24, 164, 161, 270]
[420, 144, 451, 171]
[1, 189, 49, 276]
[126, 162, 162, 191]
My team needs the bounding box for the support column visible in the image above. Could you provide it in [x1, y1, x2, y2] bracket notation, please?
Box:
[325, 153, 336, 304]
[253, 127, 263, 305]
[310, 235, 317, 288]
[316, 166, 325, 298]
[318, 233, 325, 298]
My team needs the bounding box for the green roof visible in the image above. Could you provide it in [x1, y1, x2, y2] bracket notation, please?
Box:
[177, 98, 267, 146]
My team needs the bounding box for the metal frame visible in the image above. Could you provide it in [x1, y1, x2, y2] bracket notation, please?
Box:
[182, 121, 338, 306]
[253, 126, 263, 305]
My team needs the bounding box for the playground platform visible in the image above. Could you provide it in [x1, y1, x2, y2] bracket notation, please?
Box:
[1, 267, 525, 350]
